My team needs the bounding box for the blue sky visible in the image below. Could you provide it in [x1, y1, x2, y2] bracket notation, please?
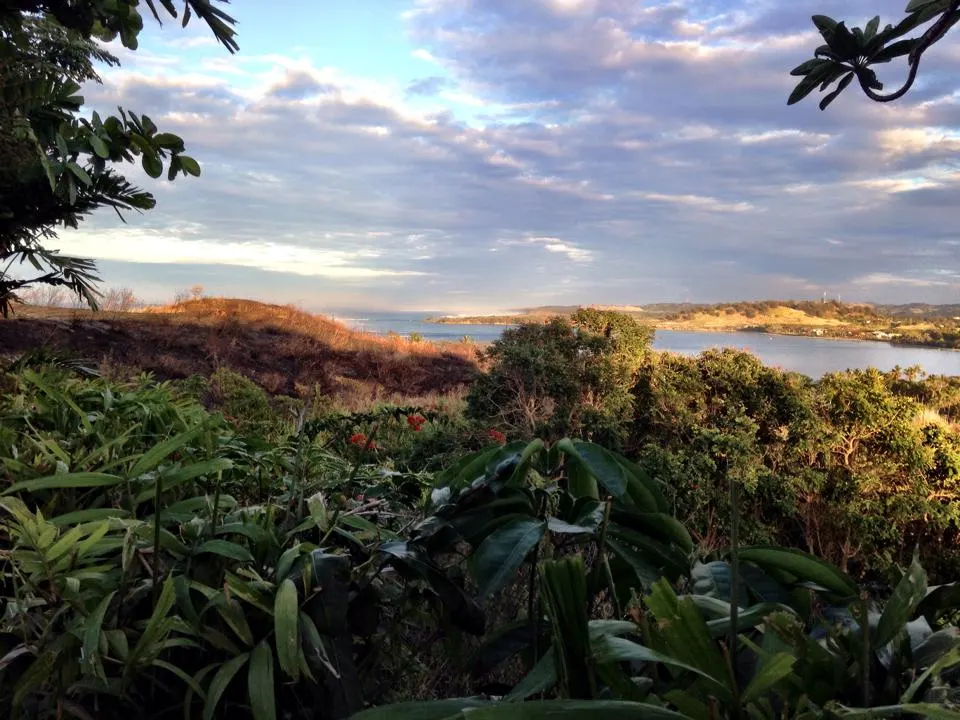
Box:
[60, 0, 960, 311]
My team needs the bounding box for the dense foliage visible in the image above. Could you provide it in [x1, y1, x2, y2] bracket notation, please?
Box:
[2, 324, 959, 718]
[466, 309, 653, 447]
[0, 1, 236, 315]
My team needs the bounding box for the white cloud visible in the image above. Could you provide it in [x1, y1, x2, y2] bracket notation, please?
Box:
[59, 229, 426, 280]
[64, 0, 960, 307]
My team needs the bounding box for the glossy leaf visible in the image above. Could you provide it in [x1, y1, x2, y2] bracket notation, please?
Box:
[566, 440, 628, 499]
[179, 155, 201, 176]
[916, 582, 960, 624]
[473, 519, 546, 598]
[737, 546, 857, 598]
[195, 539, 254, 564]
[875, 558, 927, 649]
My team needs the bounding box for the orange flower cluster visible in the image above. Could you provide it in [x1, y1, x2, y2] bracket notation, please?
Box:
[349, 432, 376, 449]
[406, 414, 427, 432]
[487, 429, 507, 444]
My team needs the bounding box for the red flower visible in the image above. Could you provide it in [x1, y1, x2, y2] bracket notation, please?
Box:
[349, 433, 375, 449]
[487, 429, 507, 445]
[407, 414, 427, 432]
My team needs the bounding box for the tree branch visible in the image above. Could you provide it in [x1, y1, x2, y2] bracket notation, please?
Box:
[858, 2, 960, 102]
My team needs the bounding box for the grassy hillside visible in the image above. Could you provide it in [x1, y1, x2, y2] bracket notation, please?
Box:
[1, 298, 479, 408]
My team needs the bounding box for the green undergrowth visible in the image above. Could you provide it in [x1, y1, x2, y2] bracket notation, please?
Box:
[1, 350, 959, 719]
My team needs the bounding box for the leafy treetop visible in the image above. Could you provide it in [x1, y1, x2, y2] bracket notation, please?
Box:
[0, 1, 237, 316]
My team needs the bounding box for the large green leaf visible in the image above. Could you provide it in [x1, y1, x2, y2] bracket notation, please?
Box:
[128, 424, 203, 478]
[274, 578, 300, 681]
[916, 583, 960, 624]
[606, 524, 689, 580]
[133, 457, 234, 504]
[203, 653, 250, 720]
[590, 635, 727, 694]
[49, 508, 131, 526]
[609, 510, 692, 553]
[81, 591, 116, 679]
[505, 439, 545, 486]
[249, 641, 276, 720]
[606, 537, 662, 589]
[472, 519, 546, 598]
[127, 575, 177, 670]
[566, 440, 629, 500]
[875, 557, 927, 649]
[4, 472, 123, 494]
[195, 539, 254, 564]
[741, 652, 796, 703]
[737, 546, 857, 598]
[705, 602, 798, 639]
[557, 440, 598, 500]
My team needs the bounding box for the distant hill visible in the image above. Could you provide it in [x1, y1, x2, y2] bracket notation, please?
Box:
[877, 303, 960, 319]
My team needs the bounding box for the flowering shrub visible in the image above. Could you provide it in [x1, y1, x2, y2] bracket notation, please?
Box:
[349, 432, 376, 449]
[406, 414, 427, 432]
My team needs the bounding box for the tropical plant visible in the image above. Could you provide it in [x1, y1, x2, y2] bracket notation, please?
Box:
[357, 544, 960, 718]
[0, 365, 436, 719]
[0, 1, 237, 315]
[789, 0, 960, 109]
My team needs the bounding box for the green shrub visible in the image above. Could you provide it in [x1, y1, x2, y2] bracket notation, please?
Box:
[466, 311, 652, 445]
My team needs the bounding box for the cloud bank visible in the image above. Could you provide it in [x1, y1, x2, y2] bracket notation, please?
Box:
[60, 0, 960, 310]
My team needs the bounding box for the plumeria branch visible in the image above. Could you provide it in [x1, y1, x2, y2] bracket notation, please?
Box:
[857, 0, 960, 102]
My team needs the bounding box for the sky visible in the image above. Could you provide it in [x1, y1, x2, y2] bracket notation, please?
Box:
[58, 0, 960, 312]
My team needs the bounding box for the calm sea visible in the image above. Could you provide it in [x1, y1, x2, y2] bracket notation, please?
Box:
[327, 311, 959, 378]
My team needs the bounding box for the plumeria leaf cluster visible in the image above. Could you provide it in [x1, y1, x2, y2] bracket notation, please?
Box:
[789, 0, 960, 109]
[0, 1, 237, 315]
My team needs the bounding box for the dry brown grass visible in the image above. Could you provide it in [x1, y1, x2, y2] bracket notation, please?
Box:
[914, 406, 958, 433]
[143, 298, 479, 362]
[658, 305, 848, 330]
[2, 297, 480, 406]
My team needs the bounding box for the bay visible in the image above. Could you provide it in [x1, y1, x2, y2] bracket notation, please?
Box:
[330, 312, 959, 378]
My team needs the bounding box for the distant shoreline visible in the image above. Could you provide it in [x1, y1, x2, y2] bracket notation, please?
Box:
[425, 303, 960, 352]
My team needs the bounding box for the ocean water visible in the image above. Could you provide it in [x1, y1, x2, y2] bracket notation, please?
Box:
[328, 311, 959, 377]
[328, 311, 508, 343]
